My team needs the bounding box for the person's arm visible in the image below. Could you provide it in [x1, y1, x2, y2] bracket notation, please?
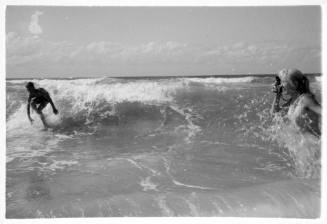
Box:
[270, 94, 292, 116]
[270, 94, 281, 114]
[303, 95, 321, 115]
[270, 84, 281, 114]
[281, 98, 292, 108]
[48, 96, 58, 114]
[27, 96, 33, 123]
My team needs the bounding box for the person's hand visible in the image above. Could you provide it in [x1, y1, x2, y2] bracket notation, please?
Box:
[53, 108, 58, 115]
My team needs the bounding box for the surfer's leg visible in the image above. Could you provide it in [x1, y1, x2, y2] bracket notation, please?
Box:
[31, 101, 38, 112]
[37, 102, 49, 128]
[36, 101, 48, 113]
[39, 113, 48, 129]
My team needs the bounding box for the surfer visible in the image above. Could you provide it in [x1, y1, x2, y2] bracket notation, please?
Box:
[26, 82, 58, 128]
[271, 68, 321, 137]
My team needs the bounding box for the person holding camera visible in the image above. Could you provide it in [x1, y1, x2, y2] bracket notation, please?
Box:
[270, 68, 321, 138]
[270, 76, 287, 114]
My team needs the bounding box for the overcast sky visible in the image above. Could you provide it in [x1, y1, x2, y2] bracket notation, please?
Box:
[6, 6, 321, 78]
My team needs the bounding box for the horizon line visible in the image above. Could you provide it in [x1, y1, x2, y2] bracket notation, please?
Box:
[6, 72, 322, 80]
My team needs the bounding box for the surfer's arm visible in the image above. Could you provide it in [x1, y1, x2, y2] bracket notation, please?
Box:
[48, 97, 58, 114]
[27, 96, 33, 123]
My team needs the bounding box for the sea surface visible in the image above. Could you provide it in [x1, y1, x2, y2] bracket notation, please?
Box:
[6, 75, 321, 218]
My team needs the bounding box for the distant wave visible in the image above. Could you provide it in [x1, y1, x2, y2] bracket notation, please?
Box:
[183, 76, 255, 84]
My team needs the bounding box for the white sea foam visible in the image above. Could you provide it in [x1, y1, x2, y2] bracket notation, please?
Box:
[47, 160, 79, 171]
[36, 78, 184, 105]
[169, 104, 202, 143]
[6, 105, 43, 134]
[140, 176, 159, 192]
[265, 115, 321, 178]
[184, 76, 255, 84]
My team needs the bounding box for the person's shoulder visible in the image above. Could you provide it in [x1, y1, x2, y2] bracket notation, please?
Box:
[300, 93, 316, 105]
[37, 88, 49, 95]
[37, 87, 48, 92]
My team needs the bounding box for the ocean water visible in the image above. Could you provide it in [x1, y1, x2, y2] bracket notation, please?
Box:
[6, 75, 321, 218]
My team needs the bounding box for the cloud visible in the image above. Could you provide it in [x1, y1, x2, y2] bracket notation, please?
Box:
[6, 32, 76, 65]
[29, 11, 44, 36]
[6, 32, 321, 75]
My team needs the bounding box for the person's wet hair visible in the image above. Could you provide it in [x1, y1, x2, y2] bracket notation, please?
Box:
[279, 69, 312, 95]
[288, 70, 311, 94]
[26, 82, 35, 89]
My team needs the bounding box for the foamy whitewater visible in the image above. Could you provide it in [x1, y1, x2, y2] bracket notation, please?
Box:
[6, 75, 321, 218]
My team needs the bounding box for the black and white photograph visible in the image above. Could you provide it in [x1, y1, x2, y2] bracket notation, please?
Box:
[3, 1, 326, 222]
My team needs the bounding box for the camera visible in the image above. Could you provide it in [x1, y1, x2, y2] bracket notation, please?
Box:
[272, 76, 283, 94]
